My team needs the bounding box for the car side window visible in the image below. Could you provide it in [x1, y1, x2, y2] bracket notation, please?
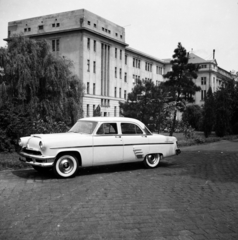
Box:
[96, 123, 118, 135]
[121, 123, 144, 135]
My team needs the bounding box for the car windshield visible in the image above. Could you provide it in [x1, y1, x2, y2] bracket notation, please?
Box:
[69, 121, 98, 134]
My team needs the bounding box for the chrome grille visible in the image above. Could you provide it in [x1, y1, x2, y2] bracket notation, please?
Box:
[22, 148, 42, 156]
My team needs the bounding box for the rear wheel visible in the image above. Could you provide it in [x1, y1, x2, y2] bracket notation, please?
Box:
[53, 154, 79, 178]
[143, 154, 161, 168]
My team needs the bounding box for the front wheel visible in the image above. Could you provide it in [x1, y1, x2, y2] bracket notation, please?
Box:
[143, 154, 161, 168]
[53, 154, 79, 178]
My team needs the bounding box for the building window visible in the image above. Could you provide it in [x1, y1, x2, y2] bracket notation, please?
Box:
[145, 62, 152, 72]
[200, 64, 207, 69]
[120, 35, 122, 39]
[124, 90, 127, 100]
[114, 87, 117, 97]
[201, 77, 206, 85]
[115, 33, 118, 37]
[88, 21, 91, 25]
[87, 60, 90, 72]
[133, 58, 140, 68]
[87, 104, 90, 117]
[119, 68, 122, 79]
[93, 83, 96, 95]
[87, 38, 90, 49]
[114, 106, 117, 117]
[125, 55, 127, 65]
[93, 105, 96, 115]
[94, 40, 96, 52]
[24, 28, 27, 32]
[201, 90, 206, 101]
[52, 23, 55, 27]
[87, 82, 90, 94]
[124, 72, 127, 82]
[120, 50, 122, 60]
[119, 88, 121, 98]
[115, 48, 117, 58]
[28, 28, 31, 32]
[52, 39, 60, 52]
[38, 25, 44, 30]
[56, 23, 60, 27]
[94, 23, 97, 28]
[115, 67, 117, 78]
[93, 61, 96, 73]
[156, 66, 163, 75]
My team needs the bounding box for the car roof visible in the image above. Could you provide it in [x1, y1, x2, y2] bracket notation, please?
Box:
[78, 117, 145, 127]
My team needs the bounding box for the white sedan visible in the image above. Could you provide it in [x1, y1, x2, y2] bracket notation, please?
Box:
[18, 117, 181, 178]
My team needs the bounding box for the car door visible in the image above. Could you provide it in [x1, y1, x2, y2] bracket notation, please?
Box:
[120, 122, 149, 162]
[93, 122, 123, 165]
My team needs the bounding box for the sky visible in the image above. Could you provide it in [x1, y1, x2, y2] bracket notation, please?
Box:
[0, 0, 237, 72]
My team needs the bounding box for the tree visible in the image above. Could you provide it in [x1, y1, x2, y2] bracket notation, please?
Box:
[163, 42, 200, 136]
[203, 87, 215, 137]
[119, 79, 170, 132]
[0, 35, 84, 125]
[182, 104, 202, 130]
[214, 82, 232, 137]
[93, 105, 101, 116]
[0, 35, 84, 151]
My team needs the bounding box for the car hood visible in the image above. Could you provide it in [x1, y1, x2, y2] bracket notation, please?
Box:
[21, 132, 92, 151]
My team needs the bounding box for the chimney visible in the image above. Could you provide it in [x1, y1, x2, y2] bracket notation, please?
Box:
[213, 49, 215, 59]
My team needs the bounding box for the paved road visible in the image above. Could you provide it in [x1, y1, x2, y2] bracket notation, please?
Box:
[0, 140, 238, 240]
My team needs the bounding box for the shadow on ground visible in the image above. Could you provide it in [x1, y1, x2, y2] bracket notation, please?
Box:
[11, 160, 176, 180]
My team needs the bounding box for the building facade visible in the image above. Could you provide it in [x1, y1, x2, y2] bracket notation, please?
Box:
[6, 9, 234, 117]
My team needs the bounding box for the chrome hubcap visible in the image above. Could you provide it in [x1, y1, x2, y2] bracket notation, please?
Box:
[147, 154, 159, 165]
[59, 158, 74, 174]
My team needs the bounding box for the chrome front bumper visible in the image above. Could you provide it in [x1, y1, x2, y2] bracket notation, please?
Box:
[18, 152, 55, 167]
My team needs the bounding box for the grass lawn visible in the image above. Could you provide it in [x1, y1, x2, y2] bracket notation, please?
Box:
[0, 132, 237, 171]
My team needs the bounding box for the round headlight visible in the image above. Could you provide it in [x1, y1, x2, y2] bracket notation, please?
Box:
[39, 141, 45, 150]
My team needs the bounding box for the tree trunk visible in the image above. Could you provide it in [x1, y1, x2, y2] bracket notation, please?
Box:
[169, 109, 177, 136]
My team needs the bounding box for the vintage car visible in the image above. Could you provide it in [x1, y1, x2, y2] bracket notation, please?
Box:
[18, 117, 181, 178]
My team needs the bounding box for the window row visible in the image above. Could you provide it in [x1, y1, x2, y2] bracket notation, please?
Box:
[133, 58, 140, 68]
[87, 21, 97, 28]
[133, 75, 140, 84]
[101, 99, 110, 108]
[87, 20, 123, 39]
[87, 38, 97, 51]
[87, 60, 96, 73]
[86, 83, 96, 95]
[115, 48, 123, 60]
[200, 64, 207, 69]
[201, 77, 206, 85]
[156, 66, 163, 75]
[114, 87, 127, 99]
[145, 62, 152, 72]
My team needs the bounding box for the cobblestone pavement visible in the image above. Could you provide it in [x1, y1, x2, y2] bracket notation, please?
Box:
[0, 141, 238, 240]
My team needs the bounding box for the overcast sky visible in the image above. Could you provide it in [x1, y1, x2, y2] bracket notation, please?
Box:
[0, 0, 237, 71]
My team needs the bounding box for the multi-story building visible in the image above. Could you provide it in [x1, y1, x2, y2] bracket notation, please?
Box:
[188, 51, 233, 105]
[6, 9, 234, 116]
[7, 9, 165, 117]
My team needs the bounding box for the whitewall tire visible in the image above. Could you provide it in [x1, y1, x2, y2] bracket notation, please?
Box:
[144, 154, 161, 168]
[54, 154, 79, 178]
